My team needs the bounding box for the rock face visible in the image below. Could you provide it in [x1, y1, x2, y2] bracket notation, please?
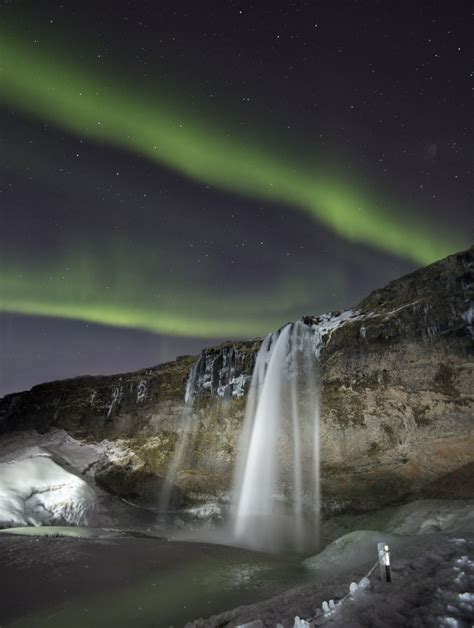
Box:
[1, 247, 473, 515]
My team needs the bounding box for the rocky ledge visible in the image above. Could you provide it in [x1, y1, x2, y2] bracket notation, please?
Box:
[0, 246, 473, 517]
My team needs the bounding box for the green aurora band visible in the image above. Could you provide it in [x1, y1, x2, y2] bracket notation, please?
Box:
[0, 251, 326, 337]
[0, 31, 468, 336]
[0, 32, 465, 265]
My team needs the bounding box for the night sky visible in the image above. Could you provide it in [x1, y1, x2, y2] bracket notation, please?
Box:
[1, 1, 472, 396]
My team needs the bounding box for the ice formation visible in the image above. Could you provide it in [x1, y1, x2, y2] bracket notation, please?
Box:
[185, 345, 252, 403]
[294, 617, 311, 627]
[303, 530, 405, 576]
[0, 453, 96, 528]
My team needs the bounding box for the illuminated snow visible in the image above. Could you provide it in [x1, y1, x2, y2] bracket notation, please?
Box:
[0, 454, 96, 528]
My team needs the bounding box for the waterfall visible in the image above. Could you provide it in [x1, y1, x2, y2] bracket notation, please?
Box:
[161, 317, 328, 548]
[158, 358, 203, 512]
[231, 320, 321, 553]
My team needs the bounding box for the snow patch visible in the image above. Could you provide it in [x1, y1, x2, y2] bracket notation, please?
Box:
[311, 309, 361, 347]
[98, 438, 135, 462]
[0, 454, 96, 528]
[0, 525, 95, 537]
[304, 530, 406, 576]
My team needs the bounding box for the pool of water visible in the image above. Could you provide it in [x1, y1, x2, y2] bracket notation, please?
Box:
[0, 530, 313, 627]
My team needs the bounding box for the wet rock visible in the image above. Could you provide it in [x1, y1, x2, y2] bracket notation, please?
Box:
[95, 462, 184, 509]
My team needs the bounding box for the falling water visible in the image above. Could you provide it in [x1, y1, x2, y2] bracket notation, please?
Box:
[231, 321, 321, 553]
[158, 357, 203, 512]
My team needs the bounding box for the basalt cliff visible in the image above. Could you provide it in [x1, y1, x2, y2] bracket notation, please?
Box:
[1, 247, 473, 517]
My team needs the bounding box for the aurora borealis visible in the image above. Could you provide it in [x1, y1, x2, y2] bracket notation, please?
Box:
[1, 1, 472, 393]
[0, 30, 463, 266]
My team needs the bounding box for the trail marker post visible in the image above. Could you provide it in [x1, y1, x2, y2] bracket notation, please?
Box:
[377, 543, 392, 583]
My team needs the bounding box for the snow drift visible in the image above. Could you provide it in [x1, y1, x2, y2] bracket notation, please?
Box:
[0, 453, 96, 528]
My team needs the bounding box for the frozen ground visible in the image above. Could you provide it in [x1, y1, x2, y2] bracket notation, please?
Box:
[319, 499, 474, 543]
[190, 535, 474, 627]
[187, 500, 474, 627]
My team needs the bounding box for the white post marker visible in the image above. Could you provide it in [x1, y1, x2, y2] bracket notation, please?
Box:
[377, 543, 392, 583]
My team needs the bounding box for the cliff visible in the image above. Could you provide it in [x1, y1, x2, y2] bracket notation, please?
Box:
[1, 246, 473, 515]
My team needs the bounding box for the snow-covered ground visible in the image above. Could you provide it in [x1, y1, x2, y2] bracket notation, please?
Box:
[309, 536, 474, 628]
[320, 499, 474, 538]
